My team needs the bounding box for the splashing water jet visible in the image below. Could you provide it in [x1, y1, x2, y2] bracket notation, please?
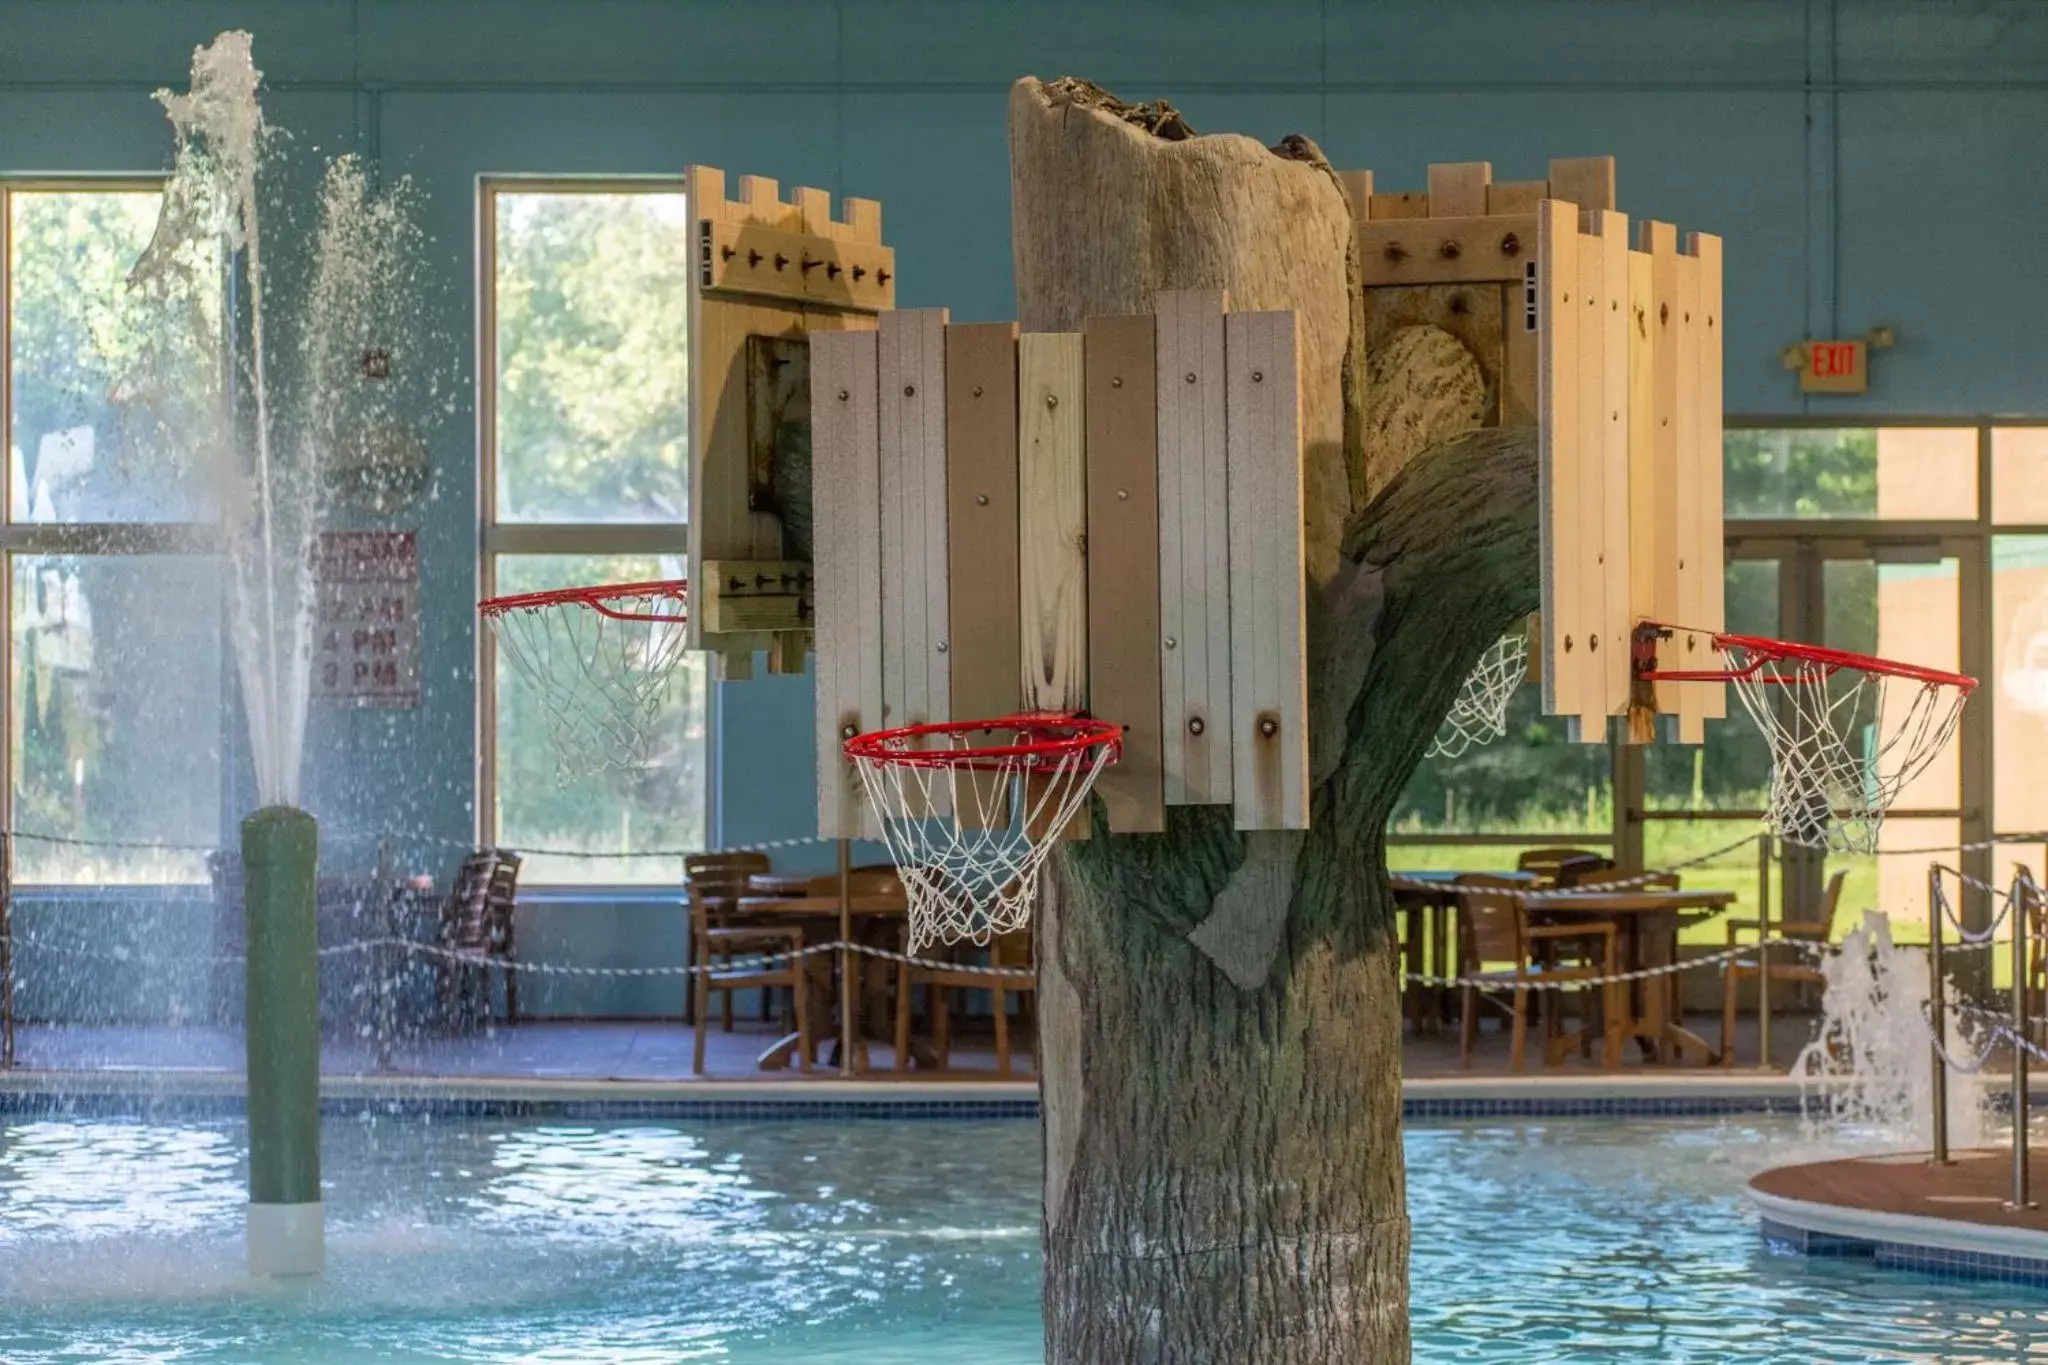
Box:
[116, 31, 434, 1279]
[1795, 910, 1987, 1151]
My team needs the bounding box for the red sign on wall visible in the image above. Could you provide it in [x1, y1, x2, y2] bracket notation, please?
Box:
[1799, 339, 1868, 395]
[312, 531, 420, 708]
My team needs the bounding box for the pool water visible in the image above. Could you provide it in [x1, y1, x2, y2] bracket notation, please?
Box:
[3, 1111, 2045, 1362]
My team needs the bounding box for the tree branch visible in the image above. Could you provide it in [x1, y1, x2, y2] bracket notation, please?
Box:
[1332, 425, 1541, 827]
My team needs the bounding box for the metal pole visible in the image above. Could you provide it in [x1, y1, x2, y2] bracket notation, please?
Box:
[2011, 869, 2034, 1209]
[838, 837, 855, 1077]
[1757, 834, 1773, 1070]
[1, 833, 14, 1070]
[243, 806, 324, 1275]
[1931, 864, 1951, 1166]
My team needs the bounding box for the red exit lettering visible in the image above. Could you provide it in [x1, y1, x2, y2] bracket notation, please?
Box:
[1811, 342, 1859, 378]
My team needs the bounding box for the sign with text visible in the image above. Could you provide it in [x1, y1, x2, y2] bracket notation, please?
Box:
[312, 531, 420, 708]
[1799, 339, 1868, 395]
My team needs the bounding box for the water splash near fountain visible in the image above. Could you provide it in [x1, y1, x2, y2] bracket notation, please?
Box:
[98, 30, 437, 1276]
[1796, 910, 1987, 1149]
[116, 31, 433, 809]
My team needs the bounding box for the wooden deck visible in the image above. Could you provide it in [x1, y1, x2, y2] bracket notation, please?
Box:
[1752, 1148, 2048, 1234]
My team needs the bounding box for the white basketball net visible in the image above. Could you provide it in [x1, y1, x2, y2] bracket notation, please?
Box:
[848, 719, 1118, 954]
[483, 584, 690, 778]
[1428, 631, 1529, 759]
[1722, 642, 1968, 854]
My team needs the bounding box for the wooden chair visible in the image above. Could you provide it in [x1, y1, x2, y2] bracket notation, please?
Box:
[894, 920, 1035, 1078]
[1551, 854, 1618, 888]
[1721, 869, 1846, 1068]
[1456, 873, 1622, 1072]
[684, 851, 774, 1031]
[439, 848, 515, 1032]
[688, 851, 811, 1074]
[1517, 848, 1607, 881]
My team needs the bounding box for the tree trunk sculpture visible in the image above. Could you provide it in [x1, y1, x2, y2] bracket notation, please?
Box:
[1011, 77, 1541, 1364]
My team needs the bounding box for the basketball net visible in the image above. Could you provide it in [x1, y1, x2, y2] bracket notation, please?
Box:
[483, 583, 690, 777]
[846, 717, 1118, 954]
[1722, 641, 1967, 854]
[1429, 631, 1529, 759]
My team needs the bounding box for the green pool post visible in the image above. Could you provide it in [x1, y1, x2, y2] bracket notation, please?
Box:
[242, 805, 323, 1276]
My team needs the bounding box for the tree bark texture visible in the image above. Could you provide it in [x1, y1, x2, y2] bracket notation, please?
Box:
[1011, 77, 1540, 1364]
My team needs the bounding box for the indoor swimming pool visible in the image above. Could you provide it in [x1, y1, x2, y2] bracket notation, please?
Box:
[2, 1111, 2043, 1362]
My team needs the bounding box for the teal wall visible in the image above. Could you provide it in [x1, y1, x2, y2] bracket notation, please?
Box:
[4, 0, 2047, 1017]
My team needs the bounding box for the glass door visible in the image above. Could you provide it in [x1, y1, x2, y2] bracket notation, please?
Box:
[1636, 535, 1972, 942]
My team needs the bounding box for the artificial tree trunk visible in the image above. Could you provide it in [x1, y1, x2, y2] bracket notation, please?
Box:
[1011, 77, 1540, 1364]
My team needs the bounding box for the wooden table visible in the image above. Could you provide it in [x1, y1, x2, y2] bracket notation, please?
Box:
[732, 893, 908, 1071]
[1516, 888, 1735, 1063]
[744, 873, 819, 899]
[1390, 871, 1537, 1036]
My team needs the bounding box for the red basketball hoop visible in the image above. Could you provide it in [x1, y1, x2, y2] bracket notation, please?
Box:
[844, 713, 1121, 951]
[1635, 624, 1976, 852]
[480, 579, 689, 776]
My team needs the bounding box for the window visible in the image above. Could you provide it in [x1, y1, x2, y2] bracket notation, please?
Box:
[3, 183, 223, 884]
[479, 183, 708, 884]
[1726, 425, 1977, 521]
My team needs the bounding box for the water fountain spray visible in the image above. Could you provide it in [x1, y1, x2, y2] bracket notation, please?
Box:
[120, 31, 432, 1277]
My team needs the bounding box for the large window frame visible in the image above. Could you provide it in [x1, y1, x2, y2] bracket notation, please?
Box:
[475, 178, 712, 883]
[1391, 415, 2048, 939]
[0, 177, 228, 887]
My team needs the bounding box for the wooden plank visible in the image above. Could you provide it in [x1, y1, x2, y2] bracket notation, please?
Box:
[1488, 179, 1548, 215]
[1502, 261, 1539, 427]
[944, 322, 1022, 727]
[687, 294, 805, 646]
[686, 164, 728, 221]
[700, 219, 896, 312]
[1154, 289, 1234, 806]
[700, 560, 812, 633]
[1547, 156, 1616, 212]
[878, 309, 951, 734]
[1337, 169, 1373, 219]
[810, 330, 882, 837]
[1358, 213, 1539, 287]
[1691, 231, 1728, 720]
[1626, 246, 1661, 727]
[1368, 191, 1430, 220]
[1645, 221, 1684, 730]
[1427, 161, 1493, 217]
[1019, 331, 1089, 839]
[844, 196, 883, 245]
[738, 173, 802, 231]
[1537, 199, 1584, 726]
[1225, 310, 1309, 831]
[1595, 211, 1634, 721]
[1573, 217, 1609, 736]
[1018, 332, 1088, 715]
[1084, 313, 1166, 834]
[1673, 246, 1706, 744]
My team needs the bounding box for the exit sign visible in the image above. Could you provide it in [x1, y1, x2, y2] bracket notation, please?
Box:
[1800, 339, 1868, 394]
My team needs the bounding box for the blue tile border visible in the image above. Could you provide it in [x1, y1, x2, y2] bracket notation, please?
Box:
[0, 1082, 1819, 1123]
[1404, 1093, 1803, 1119]
[1762, 1214, 2048, 1289]
[0, 1089, 1043, 1122]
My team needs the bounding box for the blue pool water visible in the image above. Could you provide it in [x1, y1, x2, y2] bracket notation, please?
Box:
[2, 1111, 2045, 1362]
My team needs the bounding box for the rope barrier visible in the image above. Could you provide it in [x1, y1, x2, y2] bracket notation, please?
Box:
[2, 826, 836, 861]
[6, 823, 2043, 869]
[1398, 935, 1829, 992]
[1929, 872, 2018, 944]
[3, 933, 1040, 981]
